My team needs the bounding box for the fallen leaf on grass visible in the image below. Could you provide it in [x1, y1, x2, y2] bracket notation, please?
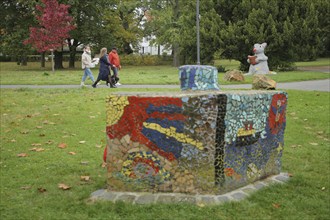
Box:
[288, 173, 294, 177]
[26, 113, 40, 118]
[36, 126, 43, 129]
[30, 147, 45, 152]
[10, 139, 16, 142]
[79, 141, 86, 144]
[68, 152, 76, 155]
[321, 187, 325, 191]
[31, 143, 42, 146]
[58, 143, 67, 149]
[20, 130, 29, 134]
[38, 187, 47, 193]
[81, 161, 89, 165]
[272, 203, 281, 208]
[45, 140, 53, 145]
[21, 186, 31, 190]
[101, 162, 107, 168]
[58, 183, 71, 190]
[17, 153, 28, 157]
[89, 116, 96, 119]
[39, 133, 46, 137]
[80, 176, 90, 181]
[196, 202, 205, 207]
[309, 142, 319, 146]
[95, 144, 102, 148]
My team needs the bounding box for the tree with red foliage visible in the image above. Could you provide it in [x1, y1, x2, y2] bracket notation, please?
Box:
[24, 0, 75, 70]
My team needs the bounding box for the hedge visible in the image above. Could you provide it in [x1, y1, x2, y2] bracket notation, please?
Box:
[0, 54, 173, 66]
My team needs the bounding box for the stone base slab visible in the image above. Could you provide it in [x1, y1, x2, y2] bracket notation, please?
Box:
[89, 173, 290, 206]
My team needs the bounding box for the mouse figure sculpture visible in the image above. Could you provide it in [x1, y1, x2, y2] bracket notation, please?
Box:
[246, 42, 270, 75]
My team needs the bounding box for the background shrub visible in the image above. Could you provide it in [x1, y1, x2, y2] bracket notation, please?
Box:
[120, 54, 172, 66]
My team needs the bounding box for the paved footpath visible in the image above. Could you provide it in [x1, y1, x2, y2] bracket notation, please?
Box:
[88, 173, 290, 205]
[0, 79, 329, 91]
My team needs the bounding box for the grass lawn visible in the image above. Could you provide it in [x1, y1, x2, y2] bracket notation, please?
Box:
[0, 59, 329, 85]
[0, 88, 329, 219]
[294, 58, 330, 67]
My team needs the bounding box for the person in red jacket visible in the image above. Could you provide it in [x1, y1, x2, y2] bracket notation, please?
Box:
[108, 47, 122, 86]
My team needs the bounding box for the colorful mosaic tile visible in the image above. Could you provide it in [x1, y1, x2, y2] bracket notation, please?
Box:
[105, 91, 287, 194]
[179, 65, 220, 91]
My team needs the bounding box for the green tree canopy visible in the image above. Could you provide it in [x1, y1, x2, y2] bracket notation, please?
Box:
[146, 0, 224, 66]
[0, 0, 36, 65]
[215, 0, 326, 71]
[1, 0, 328, 70]
[102, 0, 149, 54]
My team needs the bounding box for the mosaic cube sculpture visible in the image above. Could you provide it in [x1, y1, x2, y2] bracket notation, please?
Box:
[179, 65, 220, 91]
[105, 91, 287, 194]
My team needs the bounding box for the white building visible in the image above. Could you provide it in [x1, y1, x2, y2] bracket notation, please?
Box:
[138, 36, 172, 56]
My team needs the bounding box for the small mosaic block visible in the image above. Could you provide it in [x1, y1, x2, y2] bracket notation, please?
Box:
[105, 90, 287, 195]
[179, 65, 220, 91]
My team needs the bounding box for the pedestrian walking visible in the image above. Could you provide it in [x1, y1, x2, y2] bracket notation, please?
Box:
[81, 45, 96, 86]
[108, 47, 122, 86]
[92, 48, 116, 88]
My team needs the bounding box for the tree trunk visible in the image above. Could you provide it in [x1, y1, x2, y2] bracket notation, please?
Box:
[120, 11, 134, 54]
[16, 56, 20, 65]
[41, 52, 45, 68]
[123, 42, 133, 54]
[173, 43, 180, 67]
[172, 0, 180, 67]
[158, 45, 160, 56]
[68, 38, 78, 68]
[20, 56, 27, 66]
[54, 50, 64, 69]
[69, 48, 75, 68]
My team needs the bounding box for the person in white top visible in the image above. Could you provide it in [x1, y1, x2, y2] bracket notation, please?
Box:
[81, 45, 96, 86]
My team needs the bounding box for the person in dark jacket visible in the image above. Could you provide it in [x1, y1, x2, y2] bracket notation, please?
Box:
[92, 47, 116, 88]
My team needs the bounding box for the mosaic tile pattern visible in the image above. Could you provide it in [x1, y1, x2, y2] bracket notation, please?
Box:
[179, 65, 220, 91]
[105, 91, 287, 194]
